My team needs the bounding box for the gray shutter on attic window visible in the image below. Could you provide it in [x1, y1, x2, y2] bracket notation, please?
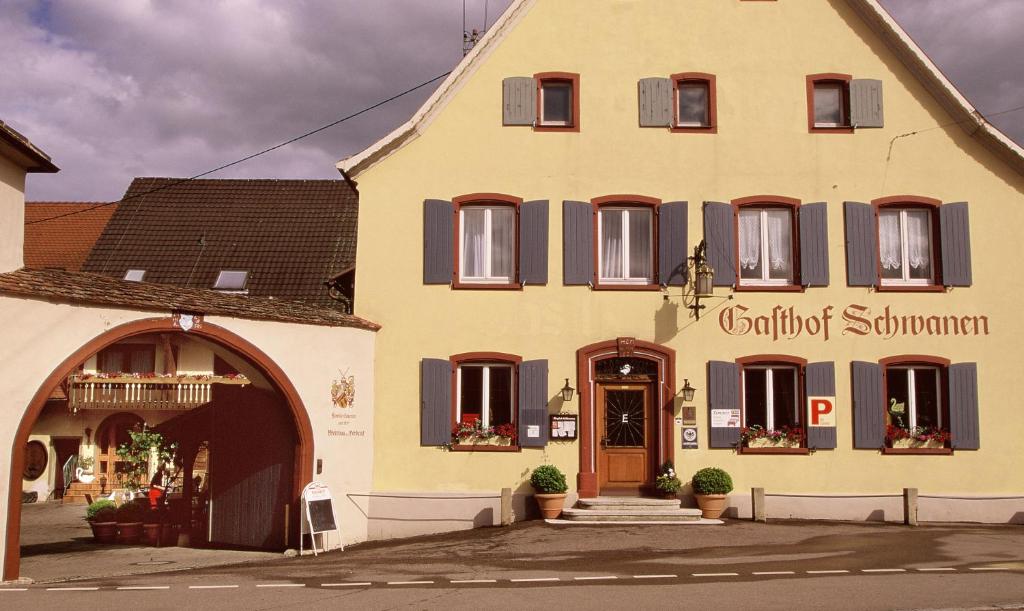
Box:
[852, 361, 884, 449]
[423, 199, 453, 284]
[638, 77, 673, 127]
[844, 201, 878, 287]
[806, 362, 837, 449]
[948, 363, 980, 450]
[519, 200, 549, 285]
[420, 358, 451, 446]
[850, 79, 884, 128]
[708, 361, 740, 448]
[658, 201, 688, 286]
[503, 77, 537, 126]
[799, 202, 830, 287]
[940, 202, 972, 287]
[703, 202, 736, 287]
[518, 360, 548, 447]
[563, 200, 594, 285]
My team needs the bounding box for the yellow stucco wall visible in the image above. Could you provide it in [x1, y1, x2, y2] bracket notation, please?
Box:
[350, 0, 1024, 499]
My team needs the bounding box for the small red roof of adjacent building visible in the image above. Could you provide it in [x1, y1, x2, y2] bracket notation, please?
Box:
[24, 202, 118, 271]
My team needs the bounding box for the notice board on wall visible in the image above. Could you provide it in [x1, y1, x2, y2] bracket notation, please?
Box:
[301, 482, 343, 555]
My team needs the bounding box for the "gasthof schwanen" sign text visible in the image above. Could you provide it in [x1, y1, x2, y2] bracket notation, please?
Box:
[718, 304, 990, 342]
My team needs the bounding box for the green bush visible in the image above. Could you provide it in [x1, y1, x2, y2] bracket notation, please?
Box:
[530, 464, 568, 494]
[86, 500, 116, 522]
[691, 467, 733, 495]
[115, 500, 146, 523]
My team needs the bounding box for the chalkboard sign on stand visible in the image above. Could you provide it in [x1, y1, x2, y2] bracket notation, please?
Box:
[300, 482, 343, 556]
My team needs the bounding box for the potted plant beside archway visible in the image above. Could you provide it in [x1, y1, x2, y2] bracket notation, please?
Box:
[85, 500, 117, 543]
[530, 464, 569, 519]
[691, 467, 733, 519]
[115, 500, 146, 544]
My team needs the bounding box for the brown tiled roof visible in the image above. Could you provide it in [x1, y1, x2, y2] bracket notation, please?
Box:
[24, 202, 118, 271]
[0, 119, 58, 173]
[0, 268, 379, 330]
[82, 178, 358, 309]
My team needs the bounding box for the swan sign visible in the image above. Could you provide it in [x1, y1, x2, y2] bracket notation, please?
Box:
[808, 396, 836, 427]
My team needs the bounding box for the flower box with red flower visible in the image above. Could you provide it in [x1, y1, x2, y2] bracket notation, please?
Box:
[886, 425, 949, 449]
[740, 425, 803, 448]
[451, 418, 517, 447]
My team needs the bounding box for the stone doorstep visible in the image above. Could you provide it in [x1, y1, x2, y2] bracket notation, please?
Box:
[561, 507, 703, 521]
[546, 517, 724, 526]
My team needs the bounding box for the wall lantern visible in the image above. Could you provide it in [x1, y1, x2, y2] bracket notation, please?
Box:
[560, 378, 575, 402]
[672, 239, 731, 320]
[680, 379, 696, 402]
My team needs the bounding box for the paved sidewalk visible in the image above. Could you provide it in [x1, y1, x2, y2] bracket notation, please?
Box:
[17, 501, 278, 583]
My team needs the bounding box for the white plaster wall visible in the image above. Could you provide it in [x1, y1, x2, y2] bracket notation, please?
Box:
[0, 156, 25, 274]
[0, 294, 376, 566]
[176, 340, 214, 374]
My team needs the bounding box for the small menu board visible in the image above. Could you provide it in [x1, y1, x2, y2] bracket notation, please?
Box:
[301, 482, 343, 556]
[550, 414, 578, 440]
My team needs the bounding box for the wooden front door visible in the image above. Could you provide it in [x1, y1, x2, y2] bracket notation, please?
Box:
[96, 413, 143, 492]
[52, 438, 81, 499]
[597, 383, 654, 494]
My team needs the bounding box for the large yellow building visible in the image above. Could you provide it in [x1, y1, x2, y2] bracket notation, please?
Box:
[339, 0, 1024, 529]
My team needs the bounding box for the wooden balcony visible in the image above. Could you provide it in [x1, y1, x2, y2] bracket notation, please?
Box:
[67, 374, 249, 412]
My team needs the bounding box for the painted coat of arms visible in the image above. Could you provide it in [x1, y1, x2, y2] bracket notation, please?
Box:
[331, 371, 355, 409]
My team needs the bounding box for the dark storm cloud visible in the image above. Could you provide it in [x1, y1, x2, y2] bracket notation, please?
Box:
[0, 0, 1019, 201]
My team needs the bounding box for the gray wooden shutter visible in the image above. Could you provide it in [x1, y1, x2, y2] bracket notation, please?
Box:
[806, 362, 836, 449]
[948, 362, 980, 450]
[940, 202, 972, 287]
[799, 202, 830, 287]
[423, 199, 454, 284]
[518, 359, 548, 447]
[503, 77, 537, 126]
[708, 361, 740, 448]
[852, 361, 884, 449]
[638, 77, 673, 127]
[420, 358, 451, 446]
[658, 201, 688, 286]
[519, 200, 549, 285]
[703, 202, 736, 287]
[844, 201, 877, 287]
[850, 79, 884, 128]
[563, 200, 594, 285]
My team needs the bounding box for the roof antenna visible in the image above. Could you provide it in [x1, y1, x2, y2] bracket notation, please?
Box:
[463, 0, 485, 56]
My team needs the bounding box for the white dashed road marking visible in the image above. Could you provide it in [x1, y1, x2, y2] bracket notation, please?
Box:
[861, 569, 906, 573]
[386, 581, 434, 585]
[574, 576, 617, 581]
[969, 567, 1010, 571]
[692, 572, 739, 577]
[117, 586, 170, 590]
[322, 582, 373, 587]
[256, 583, 305, 588]
[917, 568, 956, 572]
[46, 587, 100, 591]
[510, 577, 560, 583]
[753, 571, 795, 576]
[0, 588, 27, 592]
[633, 574, 678, 579]
[449, 579, 497, 584]
[807, 570, 849, 574]
[189, 585, 239, 589]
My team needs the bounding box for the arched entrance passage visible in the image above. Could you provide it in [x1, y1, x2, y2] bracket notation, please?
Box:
[576, 338, 675, 498]
[4, 317, 314, 580]
[95, 412, 145, 491]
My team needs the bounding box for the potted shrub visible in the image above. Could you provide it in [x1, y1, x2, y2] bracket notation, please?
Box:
[654, 460, 682, 499]
[530, 464, 568, 519]
[142, 507, 165, 546]
[691, 467, 733, 519]
[115, 499, 146, 544]
[85, 499, 117, 543]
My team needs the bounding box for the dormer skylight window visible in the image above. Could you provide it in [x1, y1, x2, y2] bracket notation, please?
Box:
[124, 269, 146, 282]
[213, 270, 249, 292]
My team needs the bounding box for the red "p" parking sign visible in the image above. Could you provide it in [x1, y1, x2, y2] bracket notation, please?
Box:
[807, 397, 835, 427]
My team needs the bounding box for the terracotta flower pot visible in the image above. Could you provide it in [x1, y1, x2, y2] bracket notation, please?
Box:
[89, 521, 118, 544]
[116, 522, 143, 544]
[142, 523, 162, 546]
[161, 524, 180, 547]
[694, 493, 729, 519]
[535, 493, 567, 519]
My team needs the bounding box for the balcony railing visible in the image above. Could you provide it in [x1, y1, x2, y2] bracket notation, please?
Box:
[67, 374, 249, 412]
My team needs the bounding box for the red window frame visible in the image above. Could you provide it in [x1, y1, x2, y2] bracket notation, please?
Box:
[452, 193, 522, 290]
[534, 72, 580, 132]
[736, 355, 809, 454]
[872, 195, 944, 292]
[449, 352, 522, 452]
[879, 355, 952, 455]
[591, 194, 662, 291]
[806, 73, 852, 133]
[732, 195, 802, 292]
[671, 72, 717, 133]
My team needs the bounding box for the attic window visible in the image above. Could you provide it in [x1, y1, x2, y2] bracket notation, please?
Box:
[213, 270, 249, 291]
[124, 269, 146, 282]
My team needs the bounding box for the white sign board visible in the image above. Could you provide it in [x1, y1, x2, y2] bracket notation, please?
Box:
[301, 482, 343, 556]
[711, 408, 741, 428]
[807, 396, 836, 427]
[527, 425, 540, 438]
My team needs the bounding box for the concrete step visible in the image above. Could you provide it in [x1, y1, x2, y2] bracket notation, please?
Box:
[560, 506, 703, 522]
[576, 497, 683, 511]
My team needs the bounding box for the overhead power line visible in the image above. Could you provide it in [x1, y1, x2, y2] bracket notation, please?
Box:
[26, 70, 454, 226]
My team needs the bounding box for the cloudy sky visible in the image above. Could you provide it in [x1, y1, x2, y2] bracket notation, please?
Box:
[2, 0, 1021, 202]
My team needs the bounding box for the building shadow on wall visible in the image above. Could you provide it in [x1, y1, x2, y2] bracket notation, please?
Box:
[654, 299, 681, 344]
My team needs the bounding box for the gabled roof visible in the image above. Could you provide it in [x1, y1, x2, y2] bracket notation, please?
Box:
[336, 0, 1024, 178]
[0, 120, 58, 173]
[24, 202, 117, 271]
[0, 268, 379, 330]
[82, 178, 358, 309]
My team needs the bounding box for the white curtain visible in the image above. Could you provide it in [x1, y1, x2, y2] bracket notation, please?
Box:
[739, 210, 761, 270]
[766, 210, 791, 273]
[905, 210, 931, 272]
[879, 211, 902, 271]
[490, 208, 514, 278]
[601, 210, 623, 278]
[462, 209, 486, 277]
[628, 209, 652, 278]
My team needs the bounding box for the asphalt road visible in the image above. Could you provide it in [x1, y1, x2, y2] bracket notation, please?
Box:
[5, 519, 1024, 610]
